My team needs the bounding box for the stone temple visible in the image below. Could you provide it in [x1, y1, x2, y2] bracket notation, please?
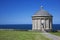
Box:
[32, 6, 53, 31]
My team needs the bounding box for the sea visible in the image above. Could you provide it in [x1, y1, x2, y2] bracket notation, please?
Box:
[0, 24, 60, 31]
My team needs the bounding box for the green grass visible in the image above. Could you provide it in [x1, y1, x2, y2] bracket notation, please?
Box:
[0, 30, 50, 40]
[50, 32, 60, 36]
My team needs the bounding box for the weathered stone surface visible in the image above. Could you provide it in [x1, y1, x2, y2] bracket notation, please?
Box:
[32, 6, 53, 31]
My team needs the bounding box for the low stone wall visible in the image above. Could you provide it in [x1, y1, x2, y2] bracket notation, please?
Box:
[57, 30, 60, 32]
[0, 29, 29, 31]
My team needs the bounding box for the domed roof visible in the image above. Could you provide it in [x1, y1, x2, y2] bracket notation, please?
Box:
[33, 6, 52, 17]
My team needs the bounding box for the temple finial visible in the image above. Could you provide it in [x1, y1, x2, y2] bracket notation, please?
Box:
[40, 6, 43, 10]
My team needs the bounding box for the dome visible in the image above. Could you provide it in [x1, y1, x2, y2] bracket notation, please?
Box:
[33, 6, 52, 17]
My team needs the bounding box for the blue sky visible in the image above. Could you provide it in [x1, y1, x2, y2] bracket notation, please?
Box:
[0, 0, 60, 24]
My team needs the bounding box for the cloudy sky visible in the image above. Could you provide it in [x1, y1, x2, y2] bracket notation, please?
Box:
[0, 0, 60, 24]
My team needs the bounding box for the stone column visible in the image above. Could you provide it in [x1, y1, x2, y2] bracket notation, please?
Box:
[50, 18, 52, 30]
[32, 20, 35, 30]
[45, 20, 46, 29]
[48, 19, 50, 30]
[34, 19, 37, 30]
[38, 19, 41, 30]
[47, 19, 49, 29]
[45, 20, 47, 29]
[44, 19, 46, 30]
[45, 19, 49, 30]
[40, 19, 42, 31]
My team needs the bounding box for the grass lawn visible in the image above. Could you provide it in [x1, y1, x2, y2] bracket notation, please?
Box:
[0, 30, 51, 40]
[50, 32, 60, 36]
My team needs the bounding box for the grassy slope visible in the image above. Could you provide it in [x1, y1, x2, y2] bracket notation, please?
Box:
[50, 32, 60, 36]
[0, 30, 50, 40]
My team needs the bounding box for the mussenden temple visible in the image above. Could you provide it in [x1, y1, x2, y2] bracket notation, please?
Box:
[32, 6, 53, 31]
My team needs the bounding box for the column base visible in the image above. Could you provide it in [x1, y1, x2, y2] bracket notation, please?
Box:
[45, 29, 52, 32]
[32, 29, 42, 31]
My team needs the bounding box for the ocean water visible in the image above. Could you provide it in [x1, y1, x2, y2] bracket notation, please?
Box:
[0, 24, 32, 30]
[52, 24, 60, 31]
[0, 24, 60, 31]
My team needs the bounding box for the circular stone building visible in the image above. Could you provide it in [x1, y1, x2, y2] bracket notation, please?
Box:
[32, 6, 53, 31]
